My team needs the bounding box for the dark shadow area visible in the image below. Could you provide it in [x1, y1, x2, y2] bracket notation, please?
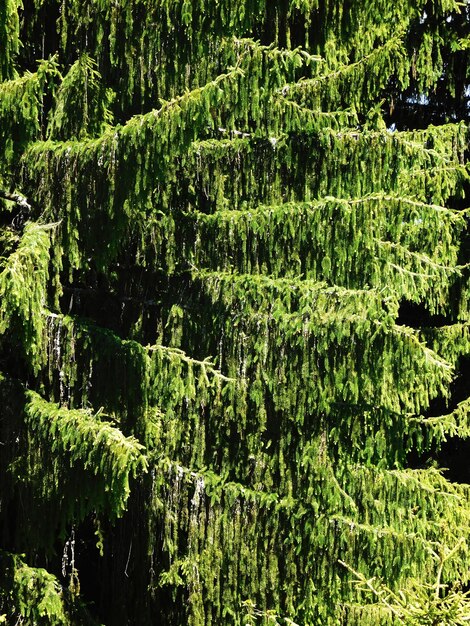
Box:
[437, 357, 470, 484]
[408, 357, 470, 481]
[396, 300, 450, 329]
[438, 438, 470, 484]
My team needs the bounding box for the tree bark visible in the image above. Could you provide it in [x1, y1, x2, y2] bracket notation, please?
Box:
[0, 189, 31, 210]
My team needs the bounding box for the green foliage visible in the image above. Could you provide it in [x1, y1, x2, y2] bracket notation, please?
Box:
[0, 551, 70, 625]
[411, 396, 470, 443]
[48, 54, 114, 141]
[146, 458, 470, 625]
[23, 390, 148, 518]
[0, 0, 20, 81]
[0, 58, 58, 172]
[341, 541, 470, 624]
[0, 0, 469, 624]
[0, 222, 53, 371]
[16, 0, 468, 113]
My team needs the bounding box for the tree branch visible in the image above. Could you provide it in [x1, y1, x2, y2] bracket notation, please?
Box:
[0, 189, 31, 211]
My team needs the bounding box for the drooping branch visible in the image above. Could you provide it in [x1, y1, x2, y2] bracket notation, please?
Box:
[0, 189, 31, 210]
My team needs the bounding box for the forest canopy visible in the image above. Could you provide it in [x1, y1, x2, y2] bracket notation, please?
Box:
[0, 0, 469, 624]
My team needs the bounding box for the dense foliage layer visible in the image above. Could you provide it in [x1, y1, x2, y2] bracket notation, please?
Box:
[0, 1, 469, 624]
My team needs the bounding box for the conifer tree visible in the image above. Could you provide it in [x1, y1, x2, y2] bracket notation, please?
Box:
[0, 1, 469, 624]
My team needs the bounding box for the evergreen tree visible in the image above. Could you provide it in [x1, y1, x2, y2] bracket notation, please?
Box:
[0, 1, 469, 624]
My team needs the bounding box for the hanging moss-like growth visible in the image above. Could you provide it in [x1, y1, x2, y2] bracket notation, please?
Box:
[1, 0, 469, 625]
